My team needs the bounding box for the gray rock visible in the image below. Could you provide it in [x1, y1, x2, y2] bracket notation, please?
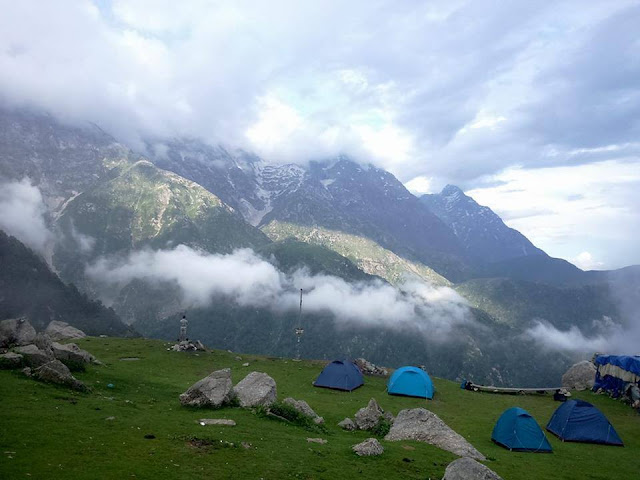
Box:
[442, 457, 503, 480]
[352, 438, 384, 456]
[14, 344, 52, 367]
[355, 398, 384, 430]
[51, 342, 96, 369]
[0, 317, 36, 348]
[22, 367, 32, 376]
[0, 352, 23, 369]
[338, 417, 357, 431]
[306, 438, 327, 444]
[233, 371, 277, 407]
[44, 321, 86, 341]
[198, 418, 236, 426]
[33, 359, 87, 391]
[283, 397, 324, 424]
[562, 361, 596, 391]
[354, 358, 389, 377]
[179, 368, 234, 408]
[33, 333, 54, 357]
[385, 408, 485, 461]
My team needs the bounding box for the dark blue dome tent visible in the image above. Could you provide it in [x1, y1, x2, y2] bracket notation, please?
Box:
[313, 359, 364, 391]
[546, 399, 623, 446]
[491, 407, 553, 452]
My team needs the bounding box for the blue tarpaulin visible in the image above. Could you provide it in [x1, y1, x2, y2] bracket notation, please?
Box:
[387, 366, 434, 399]
[492, 407, 553, 453]
[547, 399, 623, 446]
[313, 359, 364, 391]
[593, 355, 640, 398]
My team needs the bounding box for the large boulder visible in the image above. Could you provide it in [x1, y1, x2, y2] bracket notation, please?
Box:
[283, 397, 324, 424]
[45, 321, 86, 341]
[14, 344, 52, 368]
[0, 317, 36, 348]
[354, 398, 386, 430]
[442, 457, 503, 480]
[51, 342, 97, 370]
[352, 438, 384, 456]
[233, 371, 277, 407]
[33, 359, 88, 391]
[562, 361, 596, 391]
[180, 368, 234, 408]
[385, 408, 485, 461]
[0, 352, 23, 369]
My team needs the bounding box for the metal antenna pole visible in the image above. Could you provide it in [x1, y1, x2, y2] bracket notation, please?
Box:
[295, 288, 304, 361]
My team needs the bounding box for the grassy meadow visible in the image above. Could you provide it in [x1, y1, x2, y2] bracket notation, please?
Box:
[1, 337, 639, 479]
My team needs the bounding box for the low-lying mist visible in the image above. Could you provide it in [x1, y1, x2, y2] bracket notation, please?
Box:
[86, 244, 474, 340]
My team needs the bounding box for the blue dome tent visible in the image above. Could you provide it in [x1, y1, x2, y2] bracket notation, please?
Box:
[546, 399, 623, 446]
[492, 407, 552, 452]
[313, 359, 364, 391]
[387, 366, 434, 399]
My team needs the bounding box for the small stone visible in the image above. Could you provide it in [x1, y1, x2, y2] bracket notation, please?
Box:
[105, 416, 116, 421]
[198, 419, 236, 426]
[354, 398, 384, 430]
[21, 367, 32, 376]
[352, 438, 384, 456]
[338, 418, 356, 431]
[306, 438, 327, 444]
[241, 442, 252, 449]
[242, 362, 249, 367]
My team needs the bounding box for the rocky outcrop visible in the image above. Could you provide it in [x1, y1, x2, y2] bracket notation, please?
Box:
[354, 398, 393, 430]
[51, 342, 97, 370]
[442, 457, 503, 480]
[33, 359, 87, 391]
[233, 372, 277, 407]
[45, 321, 86, 341]
[171, 340, 207, 352]
[352, 438, 384, 456]
[14, 344, 52, 368]
[0, 317, 36, 348]
[179, 368, 234, 408]
[0, 352, 23, 369]
[562, 361, 596, 391]
[354, 358, 389, 377]
[283, 397, 324, 424]
[385, 408, 485, 461]
[338, 417, 356, 431]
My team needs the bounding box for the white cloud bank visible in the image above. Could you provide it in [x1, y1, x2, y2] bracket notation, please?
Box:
[86, 245, 473, 337]
[0, 178, 52, 256]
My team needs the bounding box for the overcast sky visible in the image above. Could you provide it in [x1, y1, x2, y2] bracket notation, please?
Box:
[1, 0, 639, 269]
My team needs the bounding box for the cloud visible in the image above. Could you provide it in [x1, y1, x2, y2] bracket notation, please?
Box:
[467, 160, 640, 268]
[86, 244, 473, 338]
[525, 321, 613, 353]
[0, 178, 52, 256]
[572, 252, 605, 271]
[2, 1, 639, 268]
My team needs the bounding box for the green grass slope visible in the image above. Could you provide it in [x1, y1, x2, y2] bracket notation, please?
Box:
[1, 338, 638, 479]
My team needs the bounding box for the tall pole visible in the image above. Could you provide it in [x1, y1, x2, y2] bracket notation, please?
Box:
[295, 288, 303, 361]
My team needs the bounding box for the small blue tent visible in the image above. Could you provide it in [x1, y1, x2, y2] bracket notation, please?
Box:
[313, 360, 363, 391]
[546, 400, 623, 446]
[387, 366, 434, 399]
[492, 407, 552, 452]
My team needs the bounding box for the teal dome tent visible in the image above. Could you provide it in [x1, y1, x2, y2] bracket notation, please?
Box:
[387, 366, 434, 399]
[492, 407, 552, 452]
